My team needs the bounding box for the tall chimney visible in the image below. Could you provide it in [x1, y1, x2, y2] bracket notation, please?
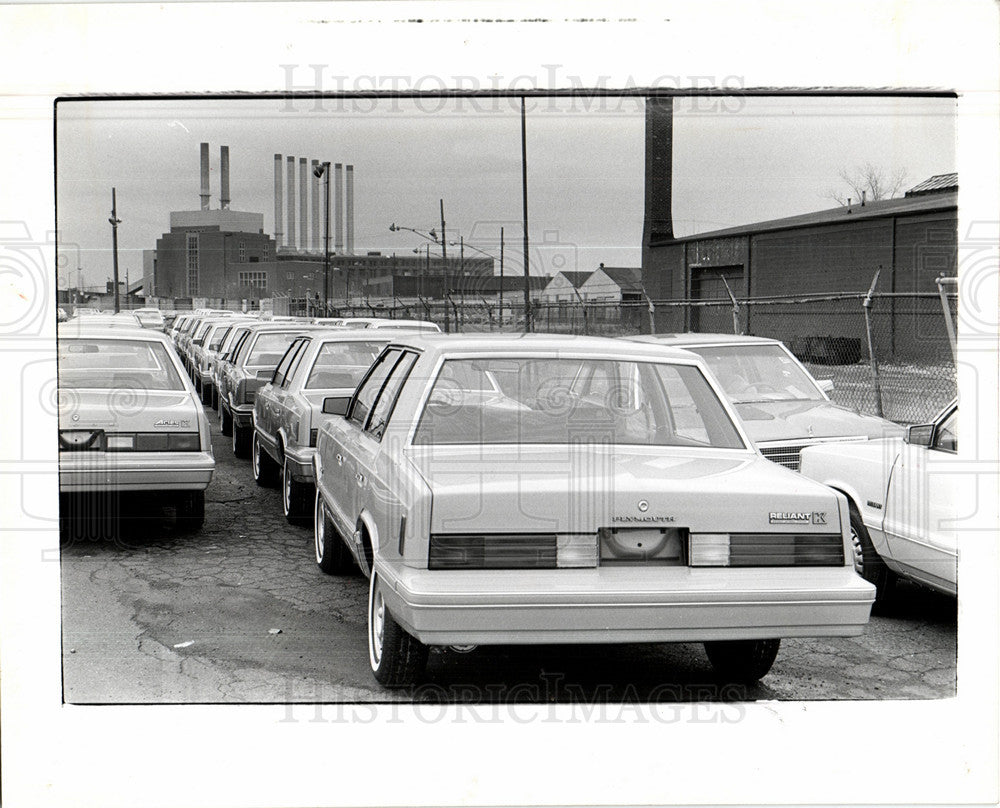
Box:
[299, 158, 308, 251]
[200, 142, 211, 210]
[345, 164, 355, 256]
[286, 156, 296, 249]
[274, 154, 283, 247]
[642, 97, 674, 245]
[334, 163, 344, 253]
[220, 146, 231, 210]
[311, 160, 320, 251]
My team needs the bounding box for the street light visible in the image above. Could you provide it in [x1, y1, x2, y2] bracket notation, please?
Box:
[108, 187, 122, 313]
[390, 222, 451, 332]
[313, 161, 331, 314]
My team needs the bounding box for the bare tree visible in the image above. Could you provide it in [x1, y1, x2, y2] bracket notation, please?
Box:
[827, 163, 908, 205]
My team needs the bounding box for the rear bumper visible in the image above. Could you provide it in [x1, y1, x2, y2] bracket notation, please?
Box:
[283, 444, 316, 482]
[377, 563, 875, 646]
[59, 451, 215, 492]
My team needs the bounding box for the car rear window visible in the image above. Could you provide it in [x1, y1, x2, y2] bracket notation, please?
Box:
[305, 340, 385, 389]
[413, 357, 745, 449]
[58, 339, 186, 391]
[246, 332, 304, 367]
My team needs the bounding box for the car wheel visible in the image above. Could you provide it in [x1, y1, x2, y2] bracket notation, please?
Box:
[283, 457, 313, 525]
[314, 491, 354, 574]
[175, 491, 206, 532]
[219, 403, 232, 436]
[232, 422, 251, 458]
[849, 508, 895, 608]
[252, 433, 280, 487]
[704, 638, 780, 683]
[368, 570, 427, 687]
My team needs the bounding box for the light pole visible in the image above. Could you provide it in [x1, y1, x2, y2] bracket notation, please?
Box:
[109, 187, 122, 313]
[313, 161, 331, 315]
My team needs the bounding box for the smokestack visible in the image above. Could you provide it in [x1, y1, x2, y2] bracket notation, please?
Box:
[200, 142, 210, 210]
[311, 160, 321, 251]
[299, 158, 308, 250]
[345, 164, 355, 256]
[286, 156, 296, 249]
[334, 163, 344, 253]
[220, 146, 231, 210]
[274, 154, 283, 247]
[642, 97, 674, 244]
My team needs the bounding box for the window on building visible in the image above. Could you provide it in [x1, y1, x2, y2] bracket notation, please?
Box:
[263, 242, 271, 260]
[238, 271, 268, 291]
[186, 233, 199, 296]
[239, 241, 246, 263]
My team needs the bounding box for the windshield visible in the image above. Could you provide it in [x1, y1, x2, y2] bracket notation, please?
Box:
[413, 357, 745, 448]
[685, 344, 823, 404]
[305, 340, 385, 389]
[58, 339, 185, 391]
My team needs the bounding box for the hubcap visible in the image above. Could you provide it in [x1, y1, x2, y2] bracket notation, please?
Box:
[314, 496, 324, 562]
[850, 526, 864, 575]
[252, 436, 260, 477]
[368, 574, 384, 669]
[283, 461, 292, 515]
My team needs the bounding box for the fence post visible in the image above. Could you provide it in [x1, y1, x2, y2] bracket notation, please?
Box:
[641, 290, 656, 335]
[862, 267, 885, 418]
[936, 275, 958, 362]
[721, 275, 741, 335]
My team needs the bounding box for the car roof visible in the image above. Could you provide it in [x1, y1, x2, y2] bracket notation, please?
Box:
[629, 333, 782, 348]
[58, 324, 172, 341]
[381, 332, 699, 361]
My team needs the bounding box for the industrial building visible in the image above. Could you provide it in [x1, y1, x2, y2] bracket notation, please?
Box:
[147, 144, 490, 311]
[641, 97, 957, 360]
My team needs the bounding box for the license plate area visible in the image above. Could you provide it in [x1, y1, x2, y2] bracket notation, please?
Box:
[598, 527, 688, 565]
[59, 429, 104, 451]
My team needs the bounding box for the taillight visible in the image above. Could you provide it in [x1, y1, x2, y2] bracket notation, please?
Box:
[104, 432, 201, 452]
[689, 533, 844, 567]
[430, 534, 558, 570]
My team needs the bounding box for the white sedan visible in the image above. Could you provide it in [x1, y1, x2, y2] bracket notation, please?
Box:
[799, 399, 958, 603]
[57, 326, 215, 529]
[312, 334, 875, 688]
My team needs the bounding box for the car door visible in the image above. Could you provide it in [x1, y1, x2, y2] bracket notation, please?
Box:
[324, 348, 403, 542]
[883, 405, 958, 593]
[277, 338, 312, 451]
[260, 339, 303, 444]
[353, 350, 419, 544]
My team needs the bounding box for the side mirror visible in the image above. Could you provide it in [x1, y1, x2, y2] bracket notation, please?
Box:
[816, 378, 834, 395]
[905, 424, 934, 447]
[322, 395, 351, 416]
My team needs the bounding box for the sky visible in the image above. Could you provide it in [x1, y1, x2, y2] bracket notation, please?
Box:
[55, 94, 956, 291]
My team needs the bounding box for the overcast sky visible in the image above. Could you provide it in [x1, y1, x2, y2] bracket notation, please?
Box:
[56, 94, 955, 290]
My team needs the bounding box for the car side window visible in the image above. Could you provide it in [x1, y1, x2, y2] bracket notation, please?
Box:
[272, 339, 303, 387]
[366, 351, 417, 440]
[933, 408, 957, 453]
[349, 349, 402, 429]
[228, 332, 249, 363]
[283, 340, 310, 388]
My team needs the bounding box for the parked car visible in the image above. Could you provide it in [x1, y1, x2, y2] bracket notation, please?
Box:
[327, 317, 441, 332]
[212, 322, 259, 412]
[218, 323, 328, 457]
[799, 399, 958, 603]
[629, 333, 903, 469]
[64, 313, 144, 331]
[312, 334, 874, 687]
[252, 332, 391, 523]
[132, 308, 166, 330]
[195, 318, 255, 406]
[57, 326, 215, 529]
[188, 317, 245, 393]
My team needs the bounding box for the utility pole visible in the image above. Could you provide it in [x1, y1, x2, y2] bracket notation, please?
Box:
[440, 198, 449, 333]
[520, 98, 532, 332]
[109, 187, 122, 313]
[459, 235, 464, 332]
[499, 226, 504, 327]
